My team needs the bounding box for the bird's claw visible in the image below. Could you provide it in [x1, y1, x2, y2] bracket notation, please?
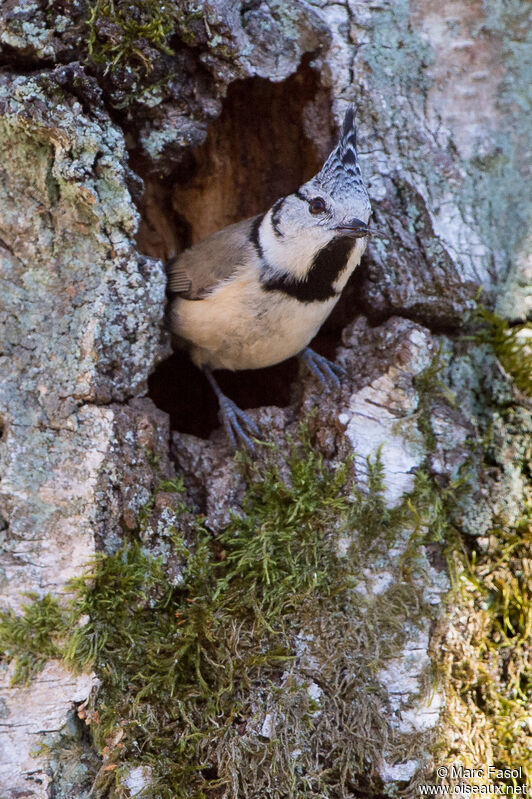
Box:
[217, 395, 261, 453]
[300, 347, 347, 390]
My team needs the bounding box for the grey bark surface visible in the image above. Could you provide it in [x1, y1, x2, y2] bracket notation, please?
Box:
[0, 0, 530, 796]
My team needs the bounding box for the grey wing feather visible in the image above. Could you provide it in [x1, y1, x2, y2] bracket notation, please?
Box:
[167, 215, 258, 299]
[167, 265, 192, 294]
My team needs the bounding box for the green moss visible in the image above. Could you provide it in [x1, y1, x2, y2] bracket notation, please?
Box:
[434, 326, 532, 787]
[404, 338, 532, 784]
[0, 593, 67, 684]
[85, 0, 234, 80]
[215, 442, 351, 614]
[471, 306, 532, 396]
[1, 431, 445, 797]
[62, 439, 360, 796]
[87, 0, 174, 74]
[441, 518, 532, 787]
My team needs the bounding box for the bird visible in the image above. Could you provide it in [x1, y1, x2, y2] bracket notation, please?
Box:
[167, 107, 373, 451]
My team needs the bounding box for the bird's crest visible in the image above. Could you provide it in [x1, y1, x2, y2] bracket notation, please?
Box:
[316, 107, 363, 197]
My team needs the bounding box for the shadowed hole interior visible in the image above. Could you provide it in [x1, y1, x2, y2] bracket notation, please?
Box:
[139, 59, 367, 438]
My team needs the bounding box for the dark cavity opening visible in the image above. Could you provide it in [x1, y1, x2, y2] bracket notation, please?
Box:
[142, 59, 366, 439]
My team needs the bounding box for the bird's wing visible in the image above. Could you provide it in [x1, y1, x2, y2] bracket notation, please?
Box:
[167, 215, 259, 299]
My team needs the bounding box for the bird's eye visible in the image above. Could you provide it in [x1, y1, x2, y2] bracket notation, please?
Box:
[309, 197, 327, 215]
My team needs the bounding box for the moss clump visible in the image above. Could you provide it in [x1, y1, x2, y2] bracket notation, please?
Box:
[85, 1, 230, 78]
[62, 442, 357, 796]
[433, 310, 532, 788]
[215, 444, 351, 613]
[0, 434, 443, 797]
[472, 306, 532, 396]
[87, 0, 174, 74]
[0, 593, 67, 684]
[440, 518, 532, 787]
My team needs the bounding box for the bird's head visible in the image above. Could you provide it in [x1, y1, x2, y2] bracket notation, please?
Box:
[262, 107, 372, 278]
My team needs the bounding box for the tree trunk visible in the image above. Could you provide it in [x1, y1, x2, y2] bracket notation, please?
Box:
[0, 1, 530, 797]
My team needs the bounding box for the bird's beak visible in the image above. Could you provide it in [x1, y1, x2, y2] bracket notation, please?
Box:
[335, 218, 371, 238]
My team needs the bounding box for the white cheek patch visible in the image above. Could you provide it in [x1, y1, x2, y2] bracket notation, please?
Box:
[261, 210, 331, 281]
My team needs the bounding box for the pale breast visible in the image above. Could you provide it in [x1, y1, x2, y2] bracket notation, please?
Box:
[171, 273, 337, 371]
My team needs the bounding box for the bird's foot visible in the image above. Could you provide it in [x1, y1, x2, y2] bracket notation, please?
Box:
[300, 347, 347, 390]
[203, 368, 261, 453]
[217, 394, 261, 453]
